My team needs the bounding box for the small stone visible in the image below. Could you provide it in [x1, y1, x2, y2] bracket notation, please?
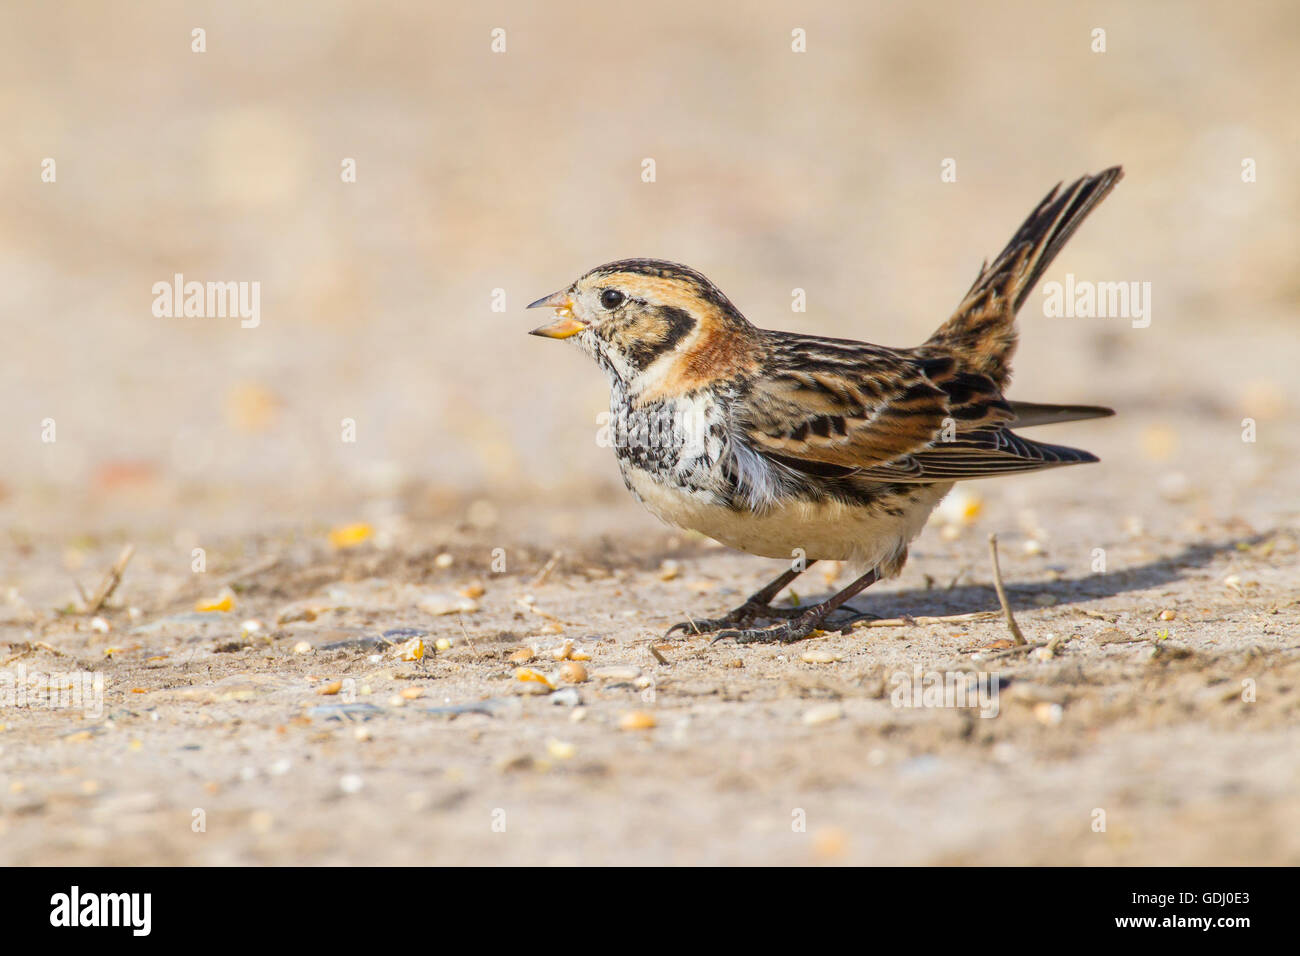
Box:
[1034, 702, 1065, 726]
[1157, 609, 1176, 621]
[434, 552, 454, 569]
[801, 703, 843, 726]
[800, 650, 839, 664]
[419, 593, 478, 616]
[508, 646, 536, 664]
[292, 641, 313, 655]
[434, 637, 452, 652]
[546, 738, 576, 760]
[550, 688, 582, 707]
[658, 560, 681, 581]
[592, 666, 641, 681]
[339, 774, 364, 794]
[317, 680, 343, 696]
[618, 710, 657, 731]
[560, 661, 588, 683]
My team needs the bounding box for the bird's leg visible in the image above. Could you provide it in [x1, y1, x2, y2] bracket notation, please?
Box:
[712, 567, 881, 645]
[666, 561, 817, 637]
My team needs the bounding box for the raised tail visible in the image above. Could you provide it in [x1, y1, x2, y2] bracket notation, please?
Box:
[925, 167, 1124, 389]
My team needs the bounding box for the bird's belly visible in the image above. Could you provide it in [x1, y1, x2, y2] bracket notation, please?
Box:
[624, 468, 951, 566]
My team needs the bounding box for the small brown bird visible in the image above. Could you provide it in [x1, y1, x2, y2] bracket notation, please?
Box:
[529, 168, 1122, 643]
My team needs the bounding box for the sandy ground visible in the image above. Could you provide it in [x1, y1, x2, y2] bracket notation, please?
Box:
[2, 377, 1298, 865]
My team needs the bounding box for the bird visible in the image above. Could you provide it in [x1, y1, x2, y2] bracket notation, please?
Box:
[528, 167, 1123, 644]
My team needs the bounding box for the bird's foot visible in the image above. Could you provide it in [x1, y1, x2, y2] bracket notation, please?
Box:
[710, 610, 827, 645]
[828, 607, 881, 631]
[666, 601, 802, 638]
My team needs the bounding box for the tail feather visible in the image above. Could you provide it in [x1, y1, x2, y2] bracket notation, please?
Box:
[1007, 400, 1115, 428]
[925, 167, 1123, 388]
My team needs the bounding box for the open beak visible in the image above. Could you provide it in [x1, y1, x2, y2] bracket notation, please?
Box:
[527, 290, 585, 339]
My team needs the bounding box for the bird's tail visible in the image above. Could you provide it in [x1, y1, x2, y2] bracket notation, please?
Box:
[925, 167, 1123, 386]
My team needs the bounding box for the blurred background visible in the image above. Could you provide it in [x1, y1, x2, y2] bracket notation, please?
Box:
[2, 0, 1297, 543]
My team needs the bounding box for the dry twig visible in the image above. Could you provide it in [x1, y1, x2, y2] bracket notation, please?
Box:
[86, 544, 134, 615]
[987, 534, 1026, 645]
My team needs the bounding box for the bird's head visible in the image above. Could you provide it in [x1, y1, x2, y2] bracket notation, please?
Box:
[528, 258, 755, 395]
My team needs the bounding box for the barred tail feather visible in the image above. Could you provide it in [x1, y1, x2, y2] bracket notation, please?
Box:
[925, 167, 1123, 387]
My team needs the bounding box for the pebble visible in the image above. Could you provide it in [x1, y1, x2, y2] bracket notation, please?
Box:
[339, 774, 364, 795]
[419, 593, 479, 616]
[550, 688, 582, 707]
[292, 641, 313, 655]
[1034, 702, 1065, 726]
[546, 739, 576, 760]
[800, 650, 839, 664]
[560, 661, 588, 683]
[801, 703, 843, 726]
[618, 711, 657, 731]
[592, 666, 641, 681]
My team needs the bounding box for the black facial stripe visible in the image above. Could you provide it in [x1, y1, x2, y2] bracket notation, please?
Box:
[590, 259, 747, 324]
[622, 305, 696, 369]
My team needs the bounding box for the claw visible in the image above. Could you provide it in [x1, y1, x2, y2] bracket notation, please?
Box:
[710, 616, 822, 645]
[666, 601, 807, 639]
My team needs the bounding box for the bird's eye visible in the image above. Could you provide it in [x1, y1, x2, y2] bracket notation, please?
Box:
[600, 289, 625, 309]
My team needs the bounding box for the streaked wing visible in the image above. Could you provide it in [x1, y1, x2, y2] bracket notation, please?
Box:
[736, 335, 1001, 472]
[852, 428, 1099, 482]
[737, 333, 1101, 484]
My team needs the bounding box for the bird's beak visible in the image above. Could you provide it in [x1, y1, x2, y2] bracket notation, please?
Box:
[527, 290, 585, 339]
